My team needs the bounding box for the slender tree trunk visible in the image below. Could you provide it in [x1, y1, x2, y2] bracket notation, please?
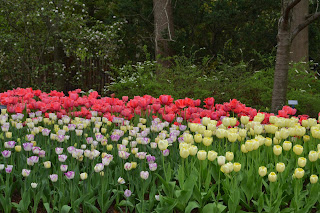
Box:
[290, 0, 309, 63]
[271, 28, 291, 112]
[153, 0, 174, 71]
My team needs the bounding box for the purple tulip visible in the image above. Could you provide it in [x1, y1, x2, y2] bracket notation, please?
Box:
[64, 171, 75, 179]
[124, 189, 132, 198]
[1, 150, 11, 158]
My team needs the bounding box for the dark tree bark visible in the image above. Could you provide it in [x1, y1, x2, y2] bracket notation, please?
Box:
[290, 0, 309, 62]
[271, 0, 320, 113]
[153, 0, 175, 71]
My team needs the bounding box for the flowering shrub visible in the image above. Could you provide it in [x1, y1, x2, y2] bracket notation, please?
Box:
[0, 88, 320, 212]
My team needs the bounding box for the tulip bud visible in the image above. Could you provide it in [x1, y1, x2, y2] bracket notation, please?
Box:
[264, 137, 272, 146]
[203, 130, 212, 137]
[273, 145, 282, 156]
[194, 134, 202, 143]
[241, 116, 249, 125]
[217, 156, 226, 166]
[310, 175, 318, 184]
[298, 157, 307, 167]
[197, 150, 207, 160]
[226, 152, 234, 161]
[80, 172, 88, 180]
[188, 145, 198, 156]
[241, 144, 248, 153]
[276, 162, 285, 173]
[131, 162, 137, 169]
[227, 133, 238, 143]
[118, 177, 125, 184]
[258, 166, 267, 177]
[303, 135, 310, 142]
[107, 144, 113, 151]
[43, 161, 51, 169]
[294, 168, 304, 179]
[282, 141, 292, 151]
[203, 137, 213, 146]
[208, 151, 218, 161]
[293, 145, 303, 155]
[245, 140, 254, 152]
[158, 140, 169, 151]
[268, 172, 277, 182]
[233, 162, 241, 172]
[309, 151, 318, 162]
[31, 183, 38, 189]
[15, 145, 22, 152]
[180, 148, 189, 159]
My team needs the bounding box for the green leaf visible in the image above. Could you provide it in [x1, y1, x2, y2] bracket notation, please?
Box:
[118, 200, 134, 208]
[43, 203, 51, 213]
[202, 203, 226, 213]
[185, 201, 199, 213]
[61, 205, 72, 213]
[84, 202, 100, 213]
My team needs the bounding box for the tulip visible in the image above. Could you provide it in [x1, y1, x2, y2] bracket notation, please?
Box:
[208, 151, 218, 161]
[15, 145, 21, 152]
[258, 166, 267, 177]
[22, 169, 31, 177]
[245, 140, 253, 151]
[226, 152, 234, 161]
[298, 157, 307, 167]
[60, 165, 68, 172]
[217, 156, 226, 166]
[197, 150, 207, 160]
[124, 189, 132, 198]
[131, 162, 137, 169]
[240, 116, 249, 125]
[5, 165, 13, 173]
[268, 172, 277, 182]
[0, 164, 4, 170]
[43, 161, 51, 169]
[282, 141, 292, 151]
[180, 148, 189, 159]
[1, 150, 11, 158]
[203, 130, 213, 137]
[149, 163, 157, 171]
[233, 162, 241, 172]
[227, 133, 238, 143]
[221, 163, 233, 174]
[273, 145, 282, 156]
[31, 183, 38, 189]
[203, 137, 213, 146]
[309, 151, 318, 162]
[140, 171, 149, 180]
[94, 163, 104, 173]
[303, 135, 310, 142]
[107, 144, 113, 151]
[294, 168, 304, 179]
[64, 171, 75, 179]
[158, 140, 169, 151]
[310, 175, 318, 184]
[276, 162, 285, 173]
[241, 144, 248, 153]
[293, 145, 303, 155]
[279, 128, 289, 139]
[118, 177, 125, 184]
[194, 134, 202, 143]
[188, 145, 198, 156]
[80, 173, 88, 180]
[124, 163, 132, 171]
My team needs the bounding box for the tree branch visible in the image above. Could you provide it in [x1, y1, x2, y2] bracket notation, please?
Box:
[291, 11, 320, 41]
[284, 0, 302, 21]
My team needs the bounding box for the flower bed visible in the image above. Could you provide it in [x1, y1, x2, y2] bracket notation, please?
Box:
[0, 88, 319, 212]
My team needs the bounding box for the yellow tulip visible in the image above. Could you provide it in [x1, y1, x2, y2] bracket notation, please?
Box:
[233, 162, 241, 172]
[298, 157, 307, 167]
[276, 162, 285, 173]
[194, 134, 202, 143]
[240, 116, 249, 125]
[180, 148, 190, 159]
[282, 141, 292, 151]
[268, 172, 277, 182]
[294, 168, 305, 179]
[258, 166, 267, 177]
[203, 130, 213, 137]
[188, 145, 198, 156]
[201, 117, 211, 126]
[203, 137, 213, 146]
[226, 152, 234, 161]
[241, 144, 248, 153]
[15, 145, 21, 152]
[197, 150, 207, 160]
[158, 140, 169, 151]
[208, 151, 218, 161]
[265, 137, 272, 146]
[273, 145, 282, 156]
[310, 175, 318, 184]
[293, 145, 303, 155]
[309, 151, 318, 162]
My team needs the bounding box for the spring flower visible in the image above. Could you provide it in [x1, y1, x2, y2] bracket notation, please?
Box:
[124, 189, 132, 198]
[158, 140, 169, 151]
[203, 137, 213, 146]
[162, 149, 170, 156]
[309, 151, 318, 162]
[118, 151, 130, 159]
[31, 183, 38, 189]
[124, 162, 132, 171]
[241, 144, 248, 153]
[43, 161, 51, 169]
[32, 147, 41, 154]
[1, 150, 11, 158]
[131, 162, 137, 169]
[150, 142, 157, 149]
[294, 168, 305, 179]
[258, 166, 267, 177]
[264, 137, 272, 146]
[226, 152, 234, 161]
[197, 150, 207, 160]
[180, 147, 189, 158]
[146, 155, 156, 164]
[268, 172, 277, 182]
[80, 173, 88, 180]
[58, 155, 68, 162]
[60, 165, 68, 172]
[217, 156, 226, 166]
[28, 156, 39, 164]
[273, 145, 282, 156]
[208, 151, 218, 161]
[310, 175, 318, 184]
[298, 157, 307, 167]
[50, 174, 58, 182]
[22, 169, 31, 177]
[118, 177, 125, 184]
[276, 162, 285, 173]
[194, 134, 202, 143]
[4, 141, 15, 149]
[94, 163, 104, 173]
[233, 163, 241, 172]
[55, 147, 64, 155]
[241, 116, 249, 125]
[5, 165, 13, 173]
[102, 154, 113, 166]
[188, 145, 198, 156]
[15, 145, 21, 152]
[221, 163, 233, 174]
[140, 171, 149, 180]
[149, 163, 157, 171]
[282, 141, 292, 151]
[0, 164, 4, 170]
[293, 145, 303, 155]
[65, 171, 75, 179]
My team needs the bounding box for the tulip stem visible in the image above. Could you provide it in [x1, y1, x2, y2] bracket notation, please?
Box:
[162, 155, 167, 182]
[269, 183, 272, 211]
[199, 161, 202, 190]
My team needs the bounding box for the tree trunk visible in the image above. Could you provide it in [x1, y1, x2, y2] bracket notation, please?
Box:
[153, 0, 174, 70]
[271, 27, 291, 112]
[290, 0, 309, 63]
